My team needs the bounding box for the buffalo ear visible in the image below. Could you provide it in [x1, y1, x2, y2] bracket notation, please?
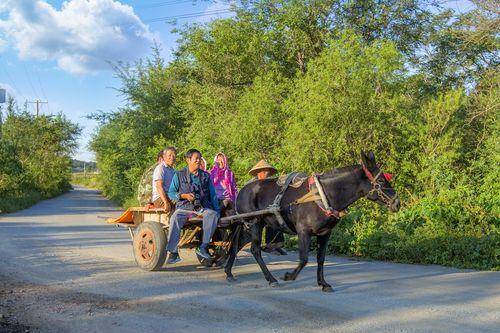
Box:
[360, 150, 369, 167]
[368, 151, 376, 164]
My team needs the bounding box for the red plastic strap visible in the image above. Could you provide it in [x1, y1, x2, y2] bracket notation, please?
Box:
[362, 163, 394, 183]
[308, 176, 315, 189]
[321, 206, 339, 218]
[361, 163, 375, 181]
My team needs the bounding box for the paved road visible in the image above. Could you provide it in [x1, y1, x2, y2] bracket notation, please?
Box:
[0, 187, 498, 333]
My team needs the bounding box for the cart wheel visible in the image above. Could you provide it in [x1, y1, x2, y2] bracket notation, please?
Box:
[133, 221, 167, 271]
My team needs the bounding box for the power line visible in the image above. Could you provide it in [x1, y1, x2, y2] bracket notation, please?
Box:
[35, 69, 50, 113]
[23, 64, 41, 100]
[0, 61, 26, 101]
[35, 71, 48, 101]
[144, 9, 233, 22]
[136, 0, 197, 9]
[2, 68, 24, 99]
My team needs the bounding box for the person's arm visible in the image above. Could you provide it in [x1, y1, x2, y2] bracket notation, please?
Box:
[169, 173, 195, 203]
[153, 166, 169, 209]
[230, 171, 238, 196]
[155, 180, 169, 210]
[168, 173, 180, 202]
[208, 180, 220, 214]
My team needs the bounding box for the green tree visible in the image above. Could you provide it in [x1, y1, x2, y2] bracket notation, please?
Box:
[90, 48, 185, 203]
[0, 97, 80, 212]
[283, 33, 404, 172]
[418, 0, 499, 91]
[88, 1, 499, 269]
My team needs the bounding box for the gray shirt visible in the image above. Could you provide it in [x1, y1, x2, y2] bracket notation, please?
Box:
[152, 163, 176, 202]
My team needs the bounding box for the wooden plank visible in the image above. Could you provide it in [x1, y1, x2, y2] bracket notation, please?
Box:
[128, 207, 166, 213]
[108, 207, 274, 229]
[220, 208, 276, 222]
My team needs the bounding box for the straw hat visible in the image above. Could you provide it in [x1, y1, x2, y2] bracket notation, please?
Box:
[249, 160, 277, 176]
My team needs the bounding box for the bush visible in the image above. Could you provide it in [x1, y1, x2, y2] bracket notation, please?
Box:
[0, 100, 80, 213]
[71, 172, 100, 189]
[88, 2, 498, 270]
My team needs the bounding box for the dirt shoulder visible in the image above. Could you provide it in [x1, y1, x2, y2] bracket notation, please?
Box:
[0, 271, 131, 333]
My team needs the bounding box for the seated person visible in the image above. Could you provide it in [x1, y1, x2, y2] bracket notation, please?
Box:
[249, 160, 287, 256]
[151, 147, 177, 213]
[209, 152, 237, 214]
[166, 149, 220, 264]
[200, 157, 208, 171]
[249, 159, 278, 181]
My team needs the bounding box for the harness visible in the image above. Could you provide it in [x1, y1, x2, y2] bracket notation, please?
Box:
[267, 172, 300, 234]
[292, 163, 396, 216]
[361, 163, 398, 207]
[267, 172, 345, 235]
[292, 175, 346, 219]
[263, 164, 396, 234]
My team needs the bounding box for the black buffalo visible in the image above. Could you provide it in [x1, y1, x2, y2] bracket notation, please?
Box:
[224, 151, 400, 292]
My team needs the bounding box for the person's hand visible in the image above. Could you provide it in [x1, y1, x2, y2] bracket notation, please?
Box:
[182, 193, 195, 202]
[163, 202, 169, 212]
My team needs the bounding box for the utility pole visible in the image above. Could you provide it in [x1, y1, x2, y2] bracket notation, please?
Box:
[0, 89, 4, 138]
[27, 99, 48, 116]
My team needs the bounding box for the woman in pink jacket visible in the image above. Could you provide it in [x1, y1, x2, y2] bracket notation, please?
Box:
[209, 152, 237, 214]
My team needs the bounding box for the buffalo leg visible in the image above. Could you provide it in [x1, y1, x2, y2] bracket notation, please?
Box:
[225, 225, 243, 281]
[283, 231, 311, 281]
[316, 231, 333, 292]
[250, 221, 279, 287]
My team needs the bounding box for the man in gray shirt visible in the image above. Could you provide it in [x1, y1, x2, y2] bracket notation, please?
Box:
[152, 147, 177, 213]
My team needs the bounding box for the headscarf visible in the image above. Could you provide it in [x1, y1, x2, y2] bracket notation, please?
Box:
[200, 157, 208, 171]
[209, 152, 237, 202]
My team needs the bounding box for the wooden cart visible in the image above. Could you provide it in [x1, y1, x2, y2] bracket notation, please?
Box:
[106, 206, 283, 271]
[106, 207, 237, 270]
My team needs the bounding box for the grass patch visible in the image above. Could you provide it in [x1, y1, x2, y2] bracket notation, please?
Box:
[71, 172, 100, 189]
[0, 190, 44, 214]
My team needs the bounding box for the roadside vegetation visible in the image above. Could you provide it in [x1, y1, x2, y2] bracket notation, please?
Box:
[0, 98, 80, 213]
[89, 0, 499, 270]
[71, 172, 100, 189]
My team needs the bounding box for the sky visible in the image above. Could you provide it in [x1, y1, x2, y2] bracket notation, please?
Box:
[0, 0, 233, 161]
[0, 0, 473, 162]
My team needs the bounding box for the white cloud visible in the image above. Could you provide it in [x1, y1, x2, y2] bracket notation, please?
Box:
[0, 0, 157, 75]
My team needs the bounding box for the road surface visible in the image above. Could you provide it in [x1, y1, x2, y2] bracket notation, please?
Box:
[0, 187, 499, 332]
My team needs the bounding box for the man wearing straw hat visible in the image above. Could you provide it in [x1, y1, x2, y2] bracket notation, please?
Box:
[248, 160, 287, 256]
[248, 159, 278, 181]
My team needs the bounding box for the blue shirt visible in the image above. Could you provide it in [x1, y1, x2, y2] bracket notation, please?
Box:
[168, 170, 220, 213]
[152, 163, 176, 202]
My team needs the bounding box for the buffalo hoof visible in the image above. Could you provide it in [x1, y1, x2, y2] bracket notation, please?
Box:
[322, 285, 334, 293]
[226, 276, 237, 282]
[282, 272, 294, 281]
[269, 281, 280, 288]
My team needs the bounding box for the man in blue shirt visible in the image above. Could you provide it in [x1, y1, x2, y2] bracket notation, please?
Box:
[152, 147, 177, 213]
[167, 149, 220, 264]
